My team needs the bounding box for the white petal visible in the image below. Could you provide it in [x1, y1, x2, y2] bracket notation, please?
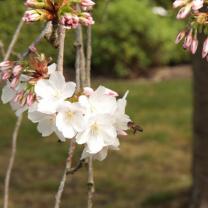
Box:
[62, 82, 76, 99]
[37, 119, 54, 137]
[48, 63, 56, 75]
[35, 79, 54, 98]
[87, 135, 105, 154]
[49, 71, 65, 90]
[76, 130, 89, 144]
[1, 85, 16, 104]
[37, 99, 58, 114]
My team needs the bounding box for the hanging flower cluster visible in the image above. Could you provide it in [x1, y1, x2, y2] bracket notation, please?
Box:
[23, 0, 95, 29]
[173, 0, 208, 59]
[0, 52, 134, 161]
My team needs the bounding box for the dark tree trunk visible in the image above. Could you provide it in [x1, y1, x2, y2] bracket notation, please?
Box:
[191, 35, 208, 208]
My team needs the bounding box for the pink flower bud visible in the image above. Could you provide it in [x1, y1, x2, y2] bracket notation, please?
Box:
[27, 93, 35, 106]
[23, 9, 52, 22]
[0, 61, 13, 69]
[183, 31, 193, 48]
[10, 77, 20, 88]
[175, 30, 186, 44]
[173, 0, 188, 8]
[176, 3, 192, 19]
[14, 91, 24, 103]
[13, 65, 22, 76]
[2, 71, 11, 80]
[202, 37, 208, 58]
[25, 0, 45, 9]
[79, 12, 94, 26]
[190, 38, 198, 54]
[80, 0, 95, 10]
[60, 14, 80, 29]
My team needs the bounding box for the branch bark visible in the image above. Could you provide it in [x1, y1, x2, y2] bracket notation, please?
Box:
[86, 26, 92, 87]
[4, 19, 24, 61]
[88, 156, 95, 208]
[54, 141, 76, 208]
[0, 40, 5, 59]
[3, 115, 23, 208]
[56, 25, 66, 73]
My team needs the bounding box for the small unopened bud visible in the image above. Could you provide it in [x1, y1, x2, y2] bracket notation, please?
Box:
[10, 77, 20, 88]
[26, 93, 35, 106]
[79, 12, 94, 26]
[13, 65, 22, 76]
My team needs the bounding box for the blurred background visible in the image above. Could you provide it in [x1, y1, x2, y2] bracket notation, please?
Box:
[0, 0, 194, 207]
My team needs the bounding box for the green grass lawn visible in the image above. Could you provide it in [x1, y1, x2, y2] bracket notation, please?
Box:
[0, 79, 192, 208]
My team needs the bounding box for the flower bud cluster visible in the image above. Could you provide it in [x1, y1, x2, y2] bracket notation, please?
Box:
[174, 0, 208, 59]
[0, 52, 53, 109]
[23, 0, 95, 29]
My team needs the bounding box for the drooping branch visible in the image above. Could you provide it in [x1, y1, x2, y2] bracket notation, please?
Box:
[86, 25, 92, 87]
[3, 115, 23, 208]
[4, 19, 24, 61]
[0, 40, 5, 59]
[86, 23, 95, 208]
[54, 141, 76, 208]
[3, 20, 53, 208]
[21, 21, 52, 60]
[56, 25, 66, 73]
[88, 156, 95, 208]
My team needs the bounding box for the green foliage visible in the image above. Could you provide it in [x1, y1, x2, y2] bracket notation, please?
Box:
[0, 0, 188, 78]
[92, 0, 188, 77]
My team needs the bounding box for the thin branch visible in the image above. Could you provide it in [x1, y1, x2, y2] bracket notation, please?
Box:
[67, 159, 85, 175]
[21, 21, 52, 60]
[0, 40, 5, 59]
[3, 20, 53, 208]
[54, 141, 76, 208]
[86, 25, 92, 87]
[56, 25, 66, 73]
[75, 4, 86, 88]
[87, 156, 95, 208]
[3, 115, 23, 208]
[4, 19, 24, 61]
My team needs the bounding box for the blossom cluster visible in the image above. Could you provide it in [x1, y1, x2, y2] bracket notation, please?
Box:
[173, 0, 208, 59]
[23, 0, 95, 29]
[0, 53, 132, 161]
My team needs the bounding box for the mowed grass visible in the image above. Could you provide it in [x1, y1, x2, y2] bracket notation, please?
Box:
[0, 79, 192, 208]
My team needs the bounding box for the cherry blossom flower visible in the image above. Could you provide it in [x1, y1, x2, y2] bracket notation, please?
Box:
[35, 71, 76, 114]
[28, 103, 65, 141]
[76, 114, 119, 154]
[80, 0, 95, 10]
[56, 101, 86, 139]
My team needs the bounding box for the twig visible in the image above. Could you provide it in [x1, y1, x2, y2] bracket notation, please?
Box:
[86, 25, 92, 86]
[3, 20, 53, 208]
[56, 25, 66, 73]
[0, 40, 5, 59]
[85, 12, 95, 208]
[67, 159, 85, 175]
[4, 19, 24, 61]
[21, 21, 52, 60]
[75, 4, 86, 88]
[3, 115, 23, 208]
[87, 156, 95, 208]
[54, 141, 76, 208]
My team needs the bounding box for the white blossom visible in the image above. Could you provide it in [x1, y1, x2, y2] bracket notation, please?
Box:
[56, 101, 85, 139]
[28, 103, 65, 141]
[35, 71, 76, 114]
